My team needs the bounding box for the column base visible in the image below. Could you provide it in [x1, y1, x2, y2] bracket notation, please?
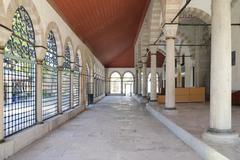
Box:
[37, 121, 44, 125]
[202, 128, 239, 144]
[163, 107, 178, 115]
[149, 100, 157, 102]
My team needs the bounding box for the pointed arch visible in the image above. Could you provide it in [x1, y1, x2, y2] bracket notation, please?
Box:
[45, 22, 63, 57]
[6, 0, 44, 47]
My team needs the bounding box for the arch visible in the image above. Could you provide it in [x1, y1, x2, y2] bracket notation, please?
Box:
[4, 5, 37, 136]
[64, 37, 74, 64]
[6, 0, 44, 46]
[182, 7, 211, 24]
[123, 72, 134, 96]
[75, 46, 83, 65]
[109, 71, 122, 78]
[45, 22, 63, 57]
[123, 71, 135, 78]
[110, 72, 122, 94]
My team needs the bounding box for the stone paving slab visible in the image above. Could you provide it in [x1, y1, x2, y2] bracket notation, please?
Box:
[7, 96, 201, 160]
[148, 102, 240, 160]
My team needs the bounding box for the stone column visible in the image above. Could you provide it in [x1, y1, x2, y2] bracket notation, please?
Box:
[70, 69, 74, 109]
[203, 0, 238, 143]
[121, 77, 123, 95]
[88, 70, 94, 104]
[35, 47, 47, 124]
[141, 56, 148, 98]
[36, 59, 44, 124]
[57, 56, 64, 114]
[138, 65, 142, 96]
[57, 66, 63, 114]
[164, 25, 177, 110]
[150, 51, 157, 101]
[0, 27, 11, 142]
[135, 68, 138, 94]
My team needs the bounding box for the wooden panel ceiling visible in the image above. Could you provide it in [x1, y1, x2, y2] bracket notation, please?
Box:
[48, 0, 150, 67]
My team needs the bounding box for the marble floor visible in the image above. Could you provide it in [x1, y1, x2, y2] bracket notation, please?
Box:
[7, 96, 200, 160]
[152, 103, 240, 160]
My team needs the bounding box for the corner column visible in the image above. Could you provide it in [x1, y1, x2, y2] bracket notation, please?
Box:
[164, 25, 177, 110]
[203, 0, 238, 143]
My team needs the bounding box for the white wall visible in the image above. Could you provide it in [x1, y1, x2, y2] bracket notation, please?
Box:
[231, 1, 240, 91]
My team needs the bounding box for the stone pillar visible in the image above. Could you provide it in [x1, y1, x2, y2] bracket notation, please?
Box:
[135, 68, 138, 94]
[35, 47, 47, 124]
[141, 56, 148, 97]
[36, 59, 43, 124]
[0, 26, 11, 142]
[121, 77, 123, 95]
[70, 62, 75, 109]
[70, 69, 74, 109]
[57, 55, 64, 114]
[88, 70, 94, 104]
[150, 51, 157, 101]
[164, 25, 177, 110]
[137, 65, 142, 96]
[203, 0, 238, 143]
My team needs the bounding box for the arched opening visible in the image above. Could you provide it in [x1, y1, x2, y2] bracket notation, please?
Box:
[123, 72, 134, 96]
[73, 54, 80, 107]
[4, 6, 36, 136]
[110, 72, 121, 94]
[62, 44, 71, 112]
[42, 31, 58, 120]
[148, 73, 159, 94]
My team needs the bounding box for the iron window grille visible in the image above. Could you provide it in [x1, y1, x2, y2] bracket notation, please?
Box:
[73, 55, 80, 107]
[42, 31, 58, 120]
[4, 6, 36, 137]
[62, 45, 71, 112]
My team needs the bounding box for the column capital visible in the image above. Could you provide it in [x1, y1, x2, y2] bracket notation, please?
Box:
[57, 66, 64, 71]
[163, 24, 178, 39]
[149, 46, 158, 54]
[35, 46, 47, 61]
[36, 59, 43, 65]
[141, 56, 148, 64]
[0, 25, 12, 48]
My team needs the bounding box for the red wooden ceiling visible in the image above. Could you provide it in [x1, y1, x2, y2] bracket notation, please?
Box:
[48, 0, 150, 68]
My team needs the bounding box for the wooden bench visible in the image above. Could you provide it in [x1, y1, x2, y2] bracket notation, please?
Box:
[158, 87, 205, 104]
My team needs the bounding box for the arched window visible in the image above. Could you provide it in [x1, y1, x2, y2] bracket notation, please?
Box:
[4, 6, 36, 136]
[148, 73, 159, 93]
[73, 54, 80, 107]
[42, 31, 58, 120]
[62, 45, 71, 111]
[123, 72, 134, 96]
[110, 72, 121, 94]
